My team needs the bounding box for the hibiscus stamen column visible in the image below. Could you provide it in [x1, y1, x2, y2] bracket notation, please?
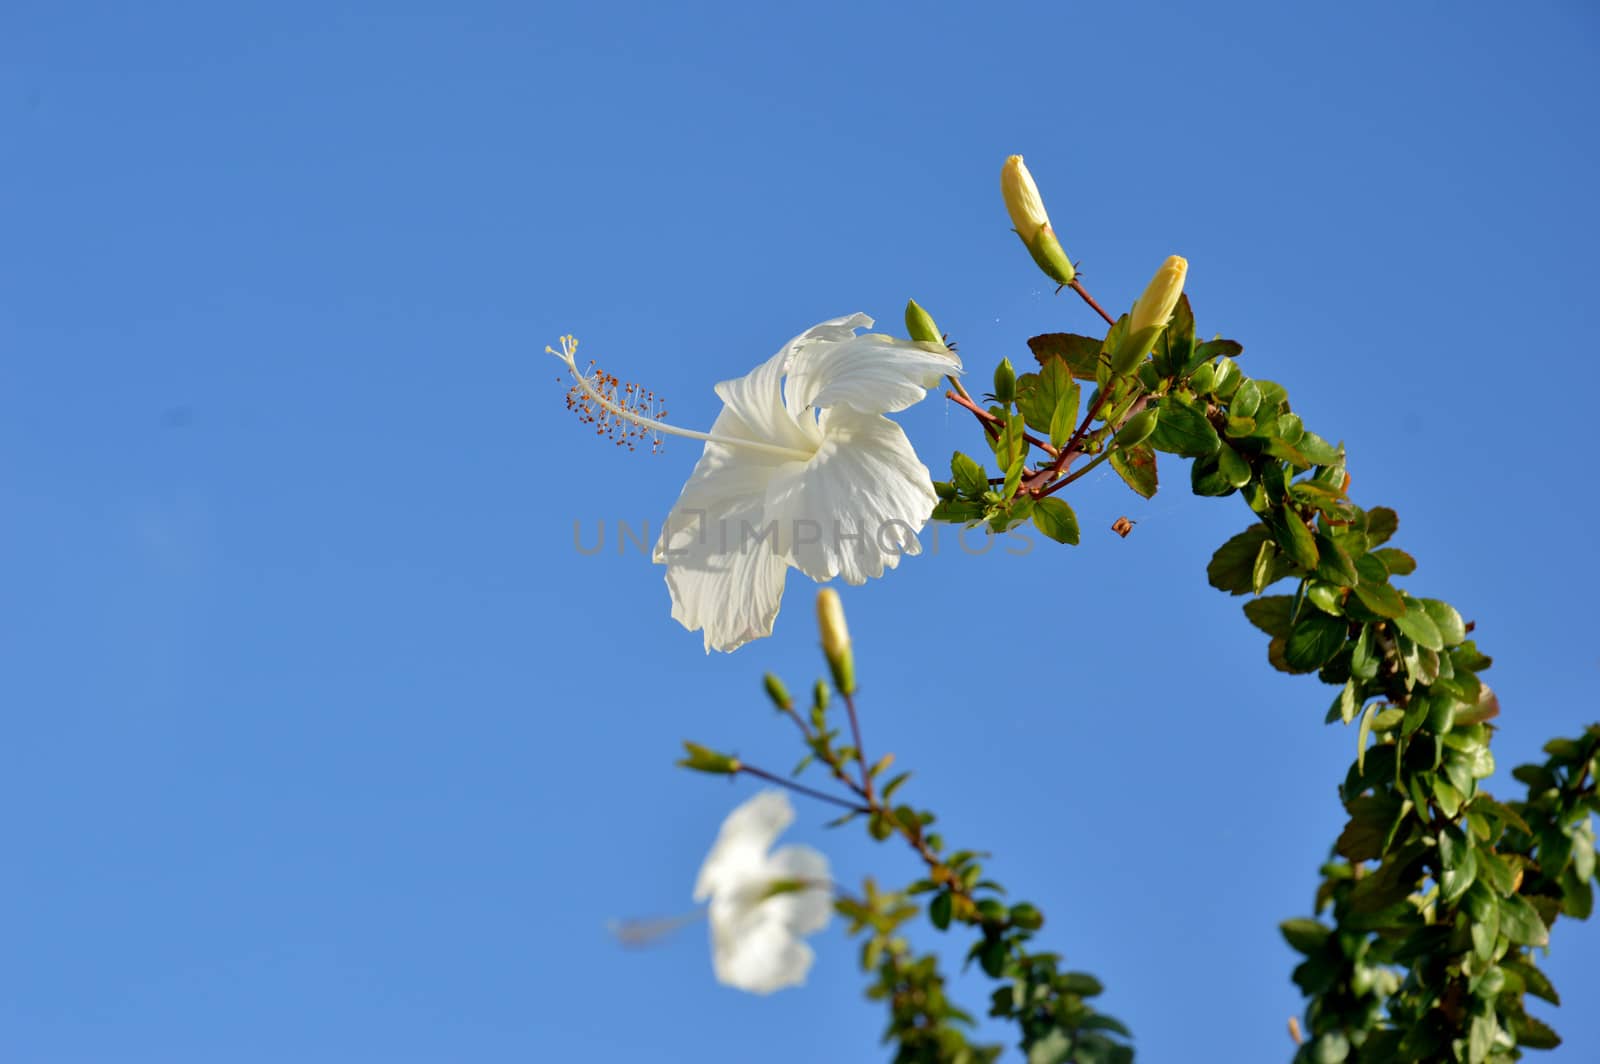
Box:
[547, 336, 817, 462]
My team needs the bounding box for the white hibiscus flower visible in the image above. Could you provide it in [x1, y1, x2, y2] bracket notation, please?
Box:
[550, 315, 960, 652]
[694, 790, 832, 995]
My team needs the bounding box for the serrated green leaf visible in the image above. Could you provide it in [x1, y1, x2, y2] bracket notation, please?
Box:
[1372, 547, 1416, 576]
[1314, 531, 1359, 587]
[1285, 612, 1348, 672]
[1107, 442, 1158, 500]
[1244, 595, 1297, 637]
[1420, 599, 1466, 646]
[1208, 525, 1271, 594]
[1027, 334, 1103, 380]
[1395, 598, 1444, 650]
[1147, 396, 1221, 457]
[952, 452, 988, 496]
[1365, 507, 1399, 546]
[1031, 497, 1080, 545]
[1272, 513, 1320, 570]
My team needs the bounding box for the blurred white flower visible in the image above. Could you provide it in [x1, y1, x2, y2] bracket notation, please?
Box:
[694, 790, 832, 995]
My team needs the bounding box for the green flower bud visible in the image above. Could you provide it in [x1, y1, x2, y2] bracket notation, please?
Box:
[1114, 407, 1160, 448]
[763, 673, 792, 711]
[904, 299, 943, 345]
[1001, 155, 1075, 286]
[678, 741, 740, 776]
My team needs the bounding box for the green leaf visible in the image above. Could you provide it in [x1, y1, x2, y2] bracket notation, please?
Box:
[932, 498, 984, 523]
[1190, 453, 1237, 498]
[1027, 1030, 1072, 1064]
[1109, 443, 1158, 499]
[1395, 598, 1445, 651]
[1208, 525, 1271, 595]
[1365, 507, 1399, 547]
[1440, 827, 1478, 904]
[1295, 431, 1341, 466]
[1058, 972, 1104, 997]
[1147, 396, 1221, 457]
[1031, 498, 1080, 545]
[1017, 358, 1079, 441]
[1027, 333, 1103, 380]
[1193, 338, 1243, 370]
[1243, 595, 1297, 637]
[1285, 612, 1348, 672]
[1307, 581, 1344, 616]
[1279, 917, 1330, 955]
[1159, 293, 1196, 376]
[1216, 441, 1252, 488]
[1506, 957, 1560, 1005]
[1499, 894, 1550, 947]
[1420, 599, 1466, 646]
[1337, 794, 1406, 862]
[1372, 547, 1416, 576]
[1468, 1011, 1495, 1064]
[1511, 1013, 1562, 1050]
[1313, 532, 1359, 588]
[952, 452, 988, 496]
[978, 938, 1008, 977]
[1357, 703, 1379, 775]
[1331, 679, 1361, 724]
[1271, 513, 1320, 570]
[1352, 558, 1407, 619]
[1049, 379, 1081, 450]
[929, 891, 952, 930]
[1232, 378, 1262, 419]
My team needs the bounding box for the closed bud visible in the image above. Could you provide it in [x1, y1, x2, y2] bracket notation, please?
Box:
[763, 673, 792, 711]
[678, 741, 740, 776]
[1001, 155, 1075, 286]
[904, 299, 944, 346]
[816, 588, 855, 695]
[1114, 407, 1160, 448]
[1129, 256, 1188, 335]
[1111, 255, 1188, 376]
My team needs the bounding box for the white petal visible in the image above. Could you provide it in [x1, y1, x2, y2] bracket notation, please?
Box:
[764, 408, 936, 585]
[785, 325, 962, 417]
[764, 844, 833, 937]
[711, 347, 820, 455]
[654, 404, 804, 652]
[708, 908, 815, 994]
[694, 791, 795, 903]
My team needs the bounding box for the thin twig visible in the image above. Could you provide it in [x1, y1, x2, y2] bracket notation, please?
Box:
[843, 692, 874, 803]
[738, 764, 871, 814]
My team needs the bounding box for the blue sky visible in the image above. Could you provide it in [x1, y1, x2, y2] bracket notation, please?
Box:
[3, 1, 1597, 1061]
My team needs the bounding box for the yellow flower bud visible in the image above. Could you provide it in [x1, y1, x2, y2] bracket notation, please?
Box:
[815, 588, 855, 694]
[1001, 155, 1075, 286]
[1110, 255, 1189, 376]
[1129, 255, 1188, 336]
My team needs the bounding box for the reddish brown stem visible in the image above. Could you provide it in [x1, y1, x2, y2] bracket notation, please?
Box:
[945, 390, 1058, 457]
[1069, 278, 1117, 327]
